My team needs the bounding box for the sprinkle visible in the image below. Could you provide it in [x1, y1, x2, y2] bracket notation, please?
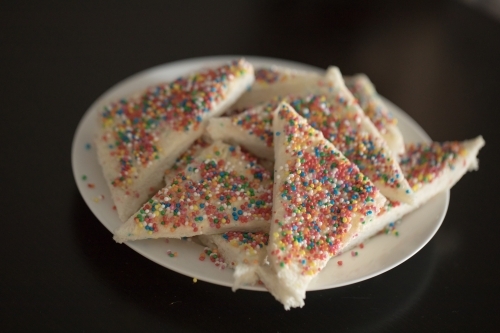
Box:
[81, 175, 87, 181]
[337, 260, 343, 266]
[85, 143, 91, 150]
[87, 183, 95, 189]
[193, 278, 197, 283]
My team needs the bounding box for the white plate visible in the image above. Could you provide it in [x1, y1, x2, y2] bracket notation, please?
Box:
[71, 56, 448, 291]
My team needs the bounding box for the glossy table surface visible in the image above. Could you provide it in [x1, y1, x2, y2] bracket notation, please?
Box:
[2, 1, 499, 332]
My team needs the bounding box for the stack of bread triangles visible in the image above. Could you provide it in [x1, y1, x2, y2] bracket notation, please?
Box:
[96, 60, 484, 309]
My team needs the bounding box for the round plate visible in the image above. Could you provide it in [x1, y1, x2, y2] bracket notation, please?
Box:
[71, 56, 449, 291]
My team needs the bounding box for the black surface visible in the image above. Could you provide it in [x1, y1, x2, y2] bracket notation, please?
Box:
[2, 1, 499, 332]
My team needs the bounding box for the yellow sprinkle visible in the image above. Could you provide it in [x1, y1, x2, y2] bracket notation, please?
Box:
[193, 278, 197, 283]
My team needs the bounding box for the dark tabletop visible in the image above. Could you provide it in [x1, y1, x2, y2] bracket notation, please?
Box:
[2, 0, 500, 332]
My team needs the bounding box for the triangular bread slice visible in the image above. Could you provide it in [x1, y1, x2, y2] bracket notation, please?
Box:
[113, 141, 272, 243]
[96, 59, 254, 221]
[207, 68, 414, 204]
[256, 103, 386, 309]
[344, 74, 405, 156]
[342, 136, 485, 251]
[231, 66, 331, 111]
[198, 136, 484, 300]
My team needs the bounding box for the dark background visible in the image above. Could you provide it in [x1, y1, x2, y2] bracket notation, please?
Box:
[1, 0, 499, 332]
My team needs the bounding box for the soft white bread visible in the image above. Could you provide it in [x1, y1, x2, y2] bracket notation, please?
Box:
[342, 136, 485, 252]
[96, 59, 254, 221]
[113, 141, 273, 243]
[344, 74, 405, 156]
[231, 66, 330, 111]
[256, 103, 386, 310]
